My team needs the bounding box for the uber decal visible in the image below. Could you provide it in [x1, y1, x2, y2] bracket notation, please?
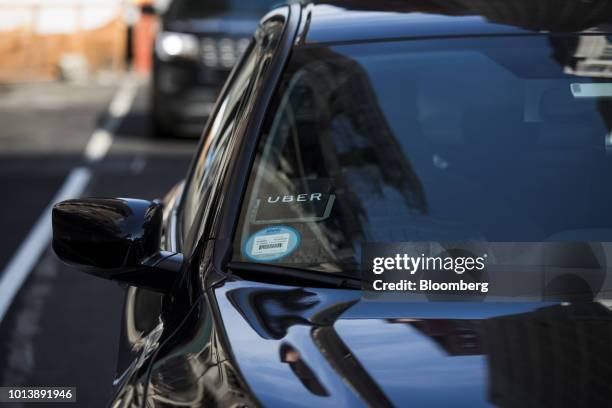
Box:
[244, 226, 300, 261]
[250, 179, 335, 224]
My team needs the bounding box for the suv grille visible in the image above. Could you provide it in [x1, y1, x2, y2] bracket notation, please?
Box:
[201, 37, 250, 69]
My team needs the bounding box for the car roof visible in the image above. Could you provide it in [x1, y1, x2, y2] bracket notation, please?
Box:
[299, 0, 612, 45]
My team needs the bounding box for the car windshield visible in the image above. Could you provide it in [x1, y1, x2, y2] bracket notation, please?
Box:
[233, 34, 612, 278]
[171, 0, 277, 19]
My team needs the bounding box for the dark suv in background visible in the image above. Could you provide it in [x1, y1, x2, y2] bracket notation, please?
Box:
[151, 0, 277, 137]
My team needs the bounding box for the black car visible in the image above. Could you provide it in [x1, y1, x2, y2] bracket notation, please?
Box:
[151, 0, 277, 137]
[54, 1, 612, 406]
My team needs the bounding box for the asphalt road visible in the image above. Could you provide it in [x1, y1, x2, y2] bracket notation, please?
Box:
[0, 78, 199, 406]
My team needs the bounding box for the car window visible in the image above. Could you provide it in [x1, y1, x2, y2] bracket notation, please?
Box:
[181, 18, 286, 247]
[233, 34, 612, 277]
[181, 43, 257, 239]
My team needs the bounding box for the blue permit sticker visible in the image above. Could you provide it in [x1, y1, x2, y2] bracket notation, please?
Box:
[243, 226, 300, 262]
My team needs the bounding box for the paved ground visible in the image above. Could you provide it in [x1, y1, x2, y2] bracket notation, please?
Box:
[0, 78, 199, 406]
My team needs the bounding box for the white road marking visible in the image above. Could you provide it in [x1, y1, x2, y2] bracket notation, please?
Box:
[84, 74, 139, 162]
[84, 128, 113, 162]
[108, 77, 139, 120]
[0, 74, 138, 322]
[2, 229, 60, 385]
[130, 155, 147, 174]
[0, 167, 91, 321]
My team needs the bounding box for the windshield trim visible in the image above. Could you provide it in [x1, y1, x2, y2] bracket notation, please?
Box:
[298, 31, 612, 49]
[229, 261, 362, 289]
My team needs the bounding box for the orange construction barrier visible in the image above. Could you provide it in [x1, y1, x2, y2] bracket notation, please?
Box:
[132, 1, 157, 75]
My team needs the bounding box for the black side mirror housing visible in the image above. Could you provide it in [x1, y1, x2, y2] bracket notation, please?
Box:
[52, 198, 182, 293]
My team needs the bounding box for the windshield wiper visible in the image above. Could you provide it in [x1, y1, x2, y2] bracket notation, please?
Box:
[227, 261, 361, 290]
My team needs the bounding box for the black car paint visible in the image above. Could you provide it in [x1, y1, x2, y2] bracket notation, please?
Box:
[53, 1, 612, 407]
[214, 281, 612, 407]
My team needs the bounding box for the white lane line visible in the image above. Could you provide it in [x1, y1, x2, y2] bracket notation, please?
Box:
[0, 167, 91, 321]
[84, 128, 113, 162]
[130, 155, 147, 174]
[108, 76, 139, 120]
[0, 74, 138, 322]
[84, 74, 138, 162]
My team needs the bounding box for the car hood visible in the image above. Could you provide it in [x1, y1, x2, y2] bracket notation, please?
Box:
[164, 13, 261, 37]
[215, 279, 612, 407]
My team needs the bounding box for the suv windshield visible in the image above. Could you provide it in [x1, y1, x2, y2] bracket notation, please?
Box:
[233, 35, 612, 277]
[171, 0, 277, 19]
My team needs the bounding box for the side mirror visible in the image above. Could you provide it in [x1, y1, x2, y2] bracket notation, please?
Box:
[52, 198, 182, 293]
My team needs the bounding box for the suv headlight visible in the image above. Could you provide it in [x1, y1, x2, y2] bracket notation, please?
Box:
[156, 32, 199, 61]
